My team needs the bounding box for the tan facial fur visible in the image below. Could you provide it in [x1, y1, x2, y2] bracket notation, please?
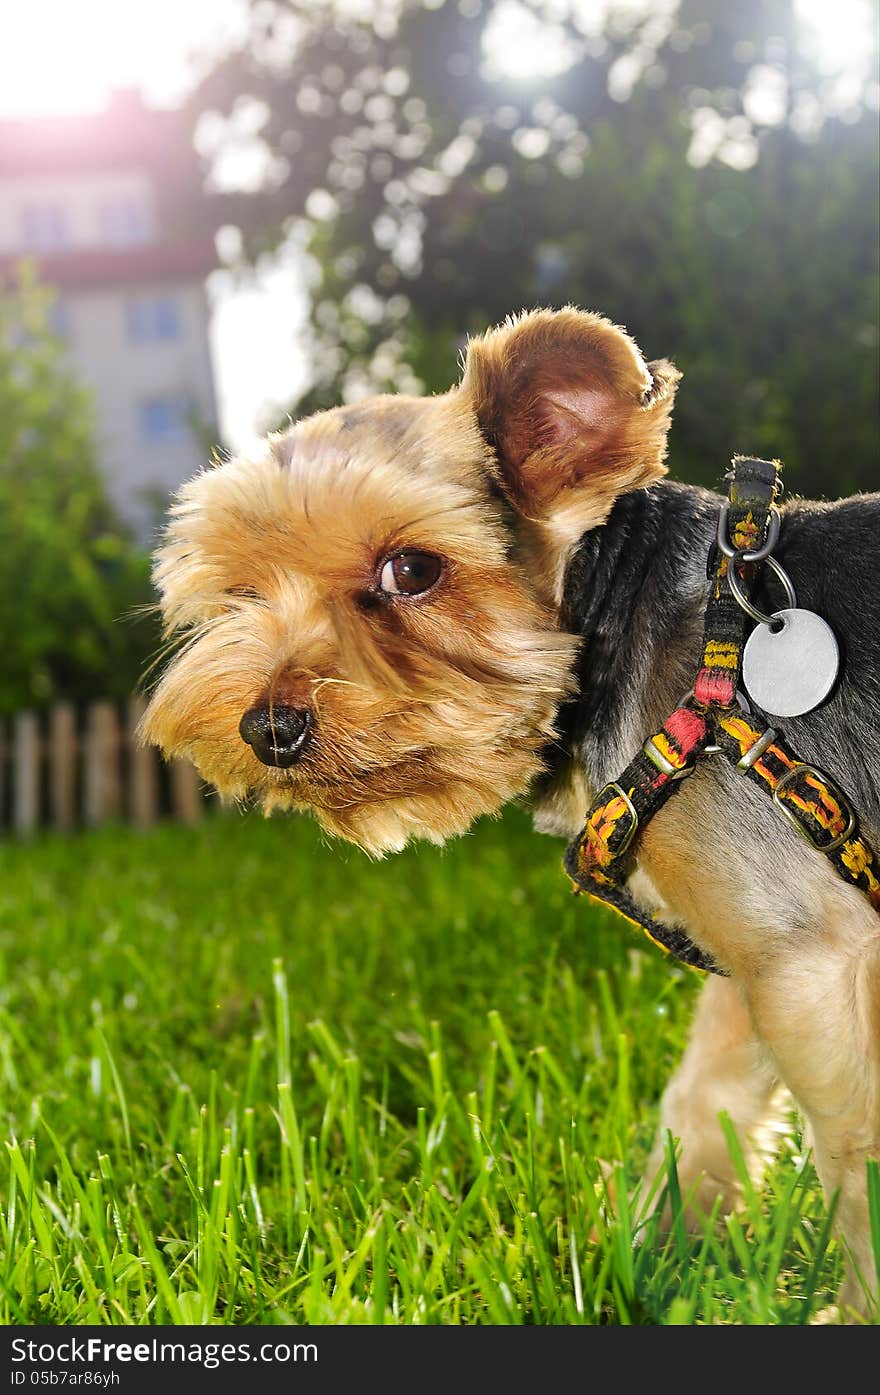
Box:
[143, 307, 676, 854]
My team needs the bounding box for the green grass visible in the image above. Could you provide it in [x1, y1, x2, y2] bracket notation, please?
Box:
[0, 806, 868, 1324]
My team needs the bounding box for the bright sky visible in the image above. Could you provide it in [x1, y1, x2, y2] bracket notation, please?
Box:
[1, 0, 876, 449]
[0, 0, 306, 451]
[0, 0, 248, 115]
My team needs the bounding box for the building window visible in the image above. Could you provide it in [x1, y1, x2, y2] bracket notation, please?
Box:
[126, 296, 181, 342]
[21, 204, 70, 251]
[99, 198, 152, 245]
[137, 397, 191, 444]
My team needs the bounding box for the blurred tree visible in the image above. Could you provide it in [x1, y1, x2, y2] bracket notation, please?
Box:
[0, 268, 157, 715]
[193, 0, 879, 494]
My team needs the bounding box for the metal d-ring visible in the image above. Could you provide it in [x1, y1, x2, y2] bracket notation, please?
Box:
[716, 502, 781, 562]
[678, 686, 752, 715]
[726, 552, 797, 627]
[677, 686, 750, 754]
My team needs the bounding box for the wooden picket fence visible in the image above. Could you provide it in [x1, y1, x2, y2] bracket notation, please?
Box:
[0, 696, 206, 836]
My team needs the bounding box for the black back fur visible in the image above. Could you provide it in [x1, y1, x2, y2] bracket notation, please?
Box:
[551, 480, 880, 836]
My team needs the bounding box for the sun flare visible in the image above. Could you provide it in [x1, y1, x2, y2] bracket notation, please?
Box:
[794, 0, 878, 74]
[0, 0, 246, 117]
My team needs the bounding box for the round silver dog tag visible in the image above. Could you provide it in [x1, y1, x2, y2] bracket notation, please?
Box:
[742, 608, 839, 718]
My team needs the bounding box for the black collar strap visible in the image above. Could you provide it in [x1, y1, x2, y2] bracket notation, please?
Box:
[564, 457, 880, 975]
[694, 457, 781, 708]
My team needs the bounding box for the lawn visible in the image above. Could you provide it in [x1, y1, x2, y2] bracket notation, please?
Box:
[0, 805, 863, 1324]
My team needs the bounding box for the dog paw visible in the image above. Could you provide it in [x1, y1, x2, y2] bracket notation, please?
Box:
[587, 1157, 620, 1242]
[812, 1304, 846, 1325]
[833, 1271, 877, 1324]
[663, 1168, 742, 1230]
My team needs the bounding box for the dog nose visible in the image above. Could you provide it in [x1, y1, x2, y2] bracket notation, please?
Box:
[239, 703, 313, 767]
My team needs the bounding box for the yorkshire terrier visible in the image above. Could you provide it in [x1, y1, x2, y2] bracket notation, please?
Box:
[143, 307, 880, 1319]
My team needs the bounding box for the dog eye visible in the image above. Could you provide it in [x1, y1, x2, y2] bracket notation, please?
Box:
[378, 552, 443, 597]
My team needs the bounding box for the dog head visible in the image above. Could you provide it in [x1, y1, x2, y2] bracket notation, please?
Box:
[142, 307, 679, 852]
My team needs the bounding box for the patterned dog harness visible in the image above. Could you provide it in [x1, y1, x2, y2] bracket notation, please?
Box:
[564, 457, 880, 975]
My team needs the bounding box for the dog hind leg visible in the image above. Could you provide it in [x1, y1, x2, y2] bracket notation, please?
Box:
[746, 930, 880, 1319]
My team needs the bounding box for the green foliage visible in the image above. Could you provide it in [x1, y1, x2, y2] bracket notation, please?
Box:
[0, 807, 869, 1324]
[194, 0, 879, 495]
[0, 268, 156, 714]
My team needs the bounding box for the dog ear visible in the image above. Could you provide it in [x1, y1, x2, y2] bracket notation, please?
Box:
[460, 306, 680, 528]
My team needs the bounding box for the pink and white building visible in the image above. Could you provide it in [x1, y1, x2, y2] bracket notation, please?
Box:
[0, 89, 219, 535]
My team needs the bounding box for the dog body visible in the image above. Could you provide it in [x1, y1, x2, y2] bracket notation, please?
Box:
[144, 308, 879, 1316]
[536, 479, 880, 1315]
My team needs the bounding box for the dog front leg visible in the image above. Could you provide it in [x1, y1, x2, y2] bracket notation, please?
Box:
[644, 974, 785, 1224]
[746, 935, 880, 1319]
